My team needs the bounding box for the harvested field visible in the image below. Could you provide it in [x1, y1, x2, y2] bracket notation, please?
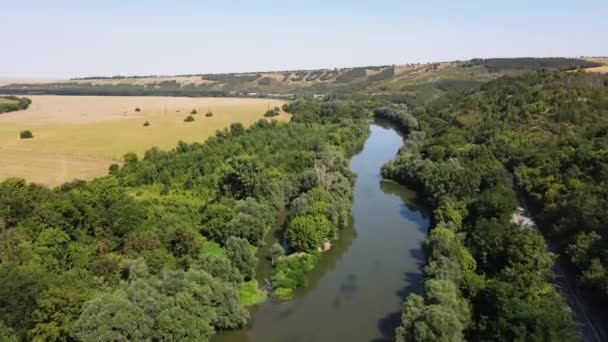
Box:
[0, 95, 288, 186]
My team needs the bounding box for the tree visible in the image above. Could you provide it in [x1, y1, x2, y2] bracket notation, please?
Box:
[32, 227, 71, 271]
[184, 115, 195, 122]
[19, 130, 33, 139]
[0, 264, 47, 333]
[268, 243, 285, 265]
[286, 214, 331, 253]
[168, 226, 202, 259]
[218, 155, 263, 199]
[30, 285, 87, 341]
[71, 291, 153, 342]
[225, 237, 257, 281]
[567, 231, 602, 268]
[156, 306, 213, 342]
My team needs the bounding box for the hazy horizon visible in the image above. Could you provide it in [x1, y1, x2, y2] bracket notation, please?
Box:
[2, 0, 607, 79]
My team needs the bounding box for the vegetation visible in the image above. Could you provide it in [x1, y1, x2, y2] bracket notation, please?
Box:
[142, 121, 150, 127]
[183, 115, 195, 122]
[190, 109, 197, 115]
[384, 70, 607, 341]
[465, 57, 601, 73]
[263, 106, 280, 117]
[0, 97, 370, 341]
[205, 111, 213, 117]
[19, 130, 33, 139]
[0, 96, 287, 186]
[0, 96, 31, 114]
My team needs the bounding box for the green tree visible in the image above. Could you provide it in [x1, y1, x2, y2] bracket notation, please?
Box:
[32, 227, 71, 271]
[225, 237, 257, 281]
[71, 291, 153, 342]
[286, 214, 332, 252]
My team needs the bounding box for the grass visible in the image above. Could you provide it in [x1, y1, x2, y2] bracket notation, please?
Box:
[0, 95, 288, 186]
[201, 240, 225, 257]
[239, 280, 267, 307]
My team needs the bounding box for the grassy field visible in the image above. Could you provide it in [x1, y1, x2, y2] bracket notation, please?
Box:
[0, 95, 288, 186]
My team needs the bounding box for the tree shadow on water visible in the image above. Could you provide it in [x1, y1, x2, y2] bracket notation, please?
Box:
[372, 248, 425, 342]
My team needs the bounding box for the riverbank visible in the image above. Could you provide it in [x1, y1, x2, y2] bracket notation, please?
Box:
[214, 123, 430, 341]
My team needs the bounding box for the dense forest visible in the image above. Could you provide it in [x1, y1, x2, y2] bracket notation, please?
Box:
[384, 70, 608, 340]
[0, 96, 31, 114]
[0, 100, 372, 341]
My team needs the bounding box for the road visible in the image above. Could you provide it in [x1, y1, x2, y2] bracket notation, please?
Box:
[513, 202, 606, 342]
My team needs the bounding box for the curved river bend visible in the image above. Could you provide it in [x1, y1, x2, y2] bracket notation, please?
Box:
[216, 123, 429, 342]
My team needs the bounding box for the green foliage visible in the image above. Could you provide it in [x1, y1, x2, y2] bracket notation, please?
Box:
[239, 280, 267, 307]
[263, 106, 280, 117]
[225, 236, 257, 281]
[385, 70, 582, 340]
[0, 97, 370, 339]
[143, 121, 150, 127]
[466, 57, 601, 73]
[0, 96, 31, 114]
[286, 214, 331, 253]
[184, 115, 195, 122]
[272, 253, 319, 300]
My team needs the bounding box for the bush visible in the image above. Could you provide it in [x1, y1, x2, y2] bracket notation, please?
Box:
[134, 108, 141, 112]
[184, 115, 195, 122]
[143, 121, 150, 127]
[264, 107, 280, 117]
[19, 130, 33, 139]
[0, 96, 32, 114]
[191, 109, 197, 115]
[205, 112, 213, 117]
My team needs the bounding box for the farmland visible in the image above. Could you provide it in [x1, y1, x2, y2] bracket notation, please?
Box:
[0, 95, 288, 185]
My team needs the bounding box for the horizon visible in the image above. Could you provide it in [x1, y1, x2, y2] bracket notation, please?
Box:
[2, 0, 607, 79]
[1, 55, 606, 81]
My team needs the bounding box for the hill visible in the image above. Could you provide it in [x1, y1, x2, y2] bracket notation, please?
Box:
[1, 58, 602, 102]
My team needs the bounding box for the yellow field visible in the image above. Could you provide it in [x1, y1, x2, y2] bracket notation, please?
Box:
[0, 95, 288, 186]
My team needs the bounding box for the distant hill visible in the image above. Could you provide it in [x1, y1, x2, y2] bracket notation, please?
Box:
[1, 57, 603, 101]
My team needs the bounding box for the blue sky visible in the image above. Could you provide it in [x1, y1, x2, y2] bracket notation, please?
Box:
[1, 0, 606, 78]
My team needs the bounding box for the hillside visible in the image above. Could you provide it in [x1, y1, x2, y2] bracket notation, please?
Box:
[1, 58, 603, 102]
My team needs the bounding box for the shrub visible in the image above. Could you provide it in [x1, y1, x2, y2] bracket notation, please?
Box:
[191, 109, 198, 115]
[19, 130, 33, 139]
[143, 121, 150, 127]
[134, 108, 141, 112]
[264, 107, 281, 117]
[205, 112, 213, 117]
[184, 115, 195, 122]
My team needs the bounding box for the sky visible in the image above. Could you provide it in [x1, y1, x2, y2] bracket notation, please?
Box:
[1, 0, 606, 78]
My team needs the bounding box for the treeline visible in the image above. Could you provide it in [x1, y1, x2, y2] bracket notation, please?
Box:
[0, 96, 31, 114]
[380, 74, 579, 339]
[0, 98, 371, 341]
[1, 84, 230, 98]
[464, 57, 601, 73]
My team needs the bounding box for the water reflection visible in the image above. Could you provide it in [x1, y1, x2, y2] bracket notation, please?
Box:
[215, 124, 429, 342]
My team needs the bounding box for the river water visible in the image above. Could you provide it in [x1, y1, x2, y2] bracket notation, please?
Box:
[216, 123, 429, 342]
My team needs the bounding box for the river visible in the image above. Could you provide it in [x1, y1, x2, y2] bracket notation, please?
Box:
[216, 123, 430, 342]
